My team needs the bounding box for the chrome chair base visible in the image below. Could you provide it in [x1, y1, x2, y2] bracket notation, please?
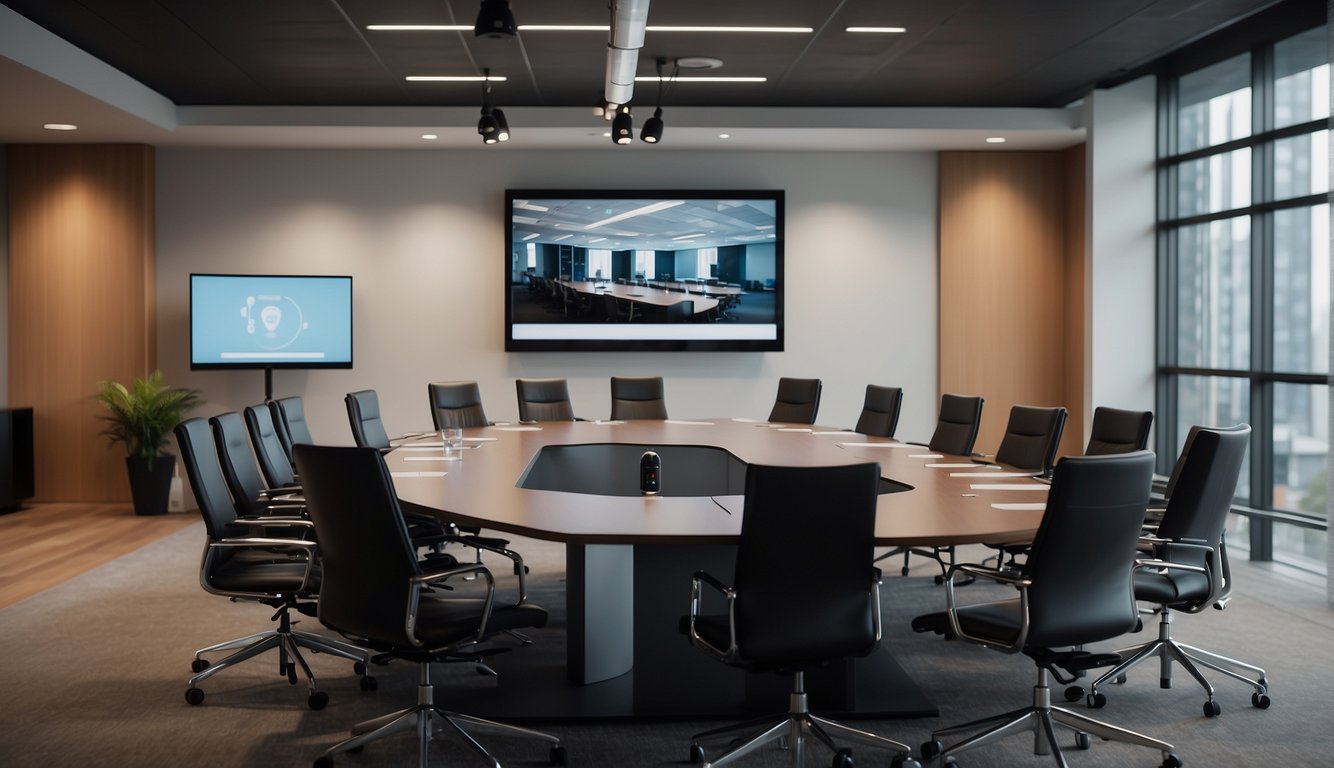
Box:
[187, 606, 370, 705]
[690, 672, 918, 768]
[927, 669, 1178, 768]
[1090, 608, 1269, 711]
[316, 662, 563, 768]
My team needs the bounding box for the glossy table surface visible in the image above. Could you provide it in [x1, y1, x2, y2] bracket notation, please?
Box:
[556, 279, 721, 314]
[388, 418, 1048, 546]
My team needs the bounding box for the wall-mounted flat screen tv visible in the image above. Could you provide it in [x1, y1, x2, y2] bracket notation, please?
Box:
[190, 273, 353, 369]
[505, 189, 784, 352]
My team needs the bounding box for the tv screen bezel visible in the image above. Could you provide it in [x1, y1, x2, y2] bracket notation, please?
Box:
[189, 273, 355, 370]
[504, 189, 785, 353]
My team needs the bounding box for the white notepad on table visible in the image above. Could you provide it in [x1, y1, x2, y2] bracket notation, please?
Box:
[391, 471, 447, 478]
[950, 471, 1037, 478]
[991, 502, 1047, 511]
[970, 483, 1050, 491]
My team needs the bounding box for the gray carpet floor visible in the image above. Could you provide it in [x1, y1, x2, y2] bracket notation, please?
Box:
[0, 520, 1330, 768]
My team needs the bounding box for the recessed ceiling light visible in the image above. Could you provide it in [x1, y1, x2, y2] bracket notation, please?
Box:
[367, 25, 471, 31]
[647, 26, 812, 33]
[719, 134, 730, 139]
[405, 75, 506, 82]
[421, 134, 438, 140]
[43, 123, 78, 131]
[985, 137, 1007, 143]
[846, 27, 907, 33]
[635, 76, 766, 83]
[602, 132, 612, 137]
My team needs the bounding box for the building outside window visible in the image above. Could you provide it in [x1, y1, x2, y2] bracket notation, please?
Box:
[633, 250, 655, 280]
[1158, 23, 1329, 573]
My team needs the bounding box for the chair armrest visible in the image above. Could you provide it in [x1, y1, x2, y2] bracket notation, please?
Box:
[407, 564, 496, 645]
[236, 515, 313, 528]
[456, 536, 531, 603]
[687, 570, 738, 662]
[943, 563, 1032, 653]
[1135, 538, 1224, 610]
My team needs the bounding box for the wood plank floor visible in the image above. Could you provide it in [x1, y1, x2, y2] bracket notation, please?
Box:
[0, 503, 196, 609]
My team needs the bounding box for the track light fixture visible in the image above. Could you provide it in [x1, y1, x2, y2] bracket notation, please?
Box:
[474, 0, 517, 38]
[640, 58, 674, 144]
[612, 104, 634, 145]
[477, 70, 510, 144]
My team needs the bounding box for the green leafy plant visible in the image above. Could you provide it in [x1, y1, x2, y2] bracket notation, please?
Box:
[94, 370, 204, 464]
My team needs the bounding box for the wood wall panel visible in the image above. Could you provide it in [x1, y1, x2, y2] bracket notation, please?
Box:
[7, 144, 155, 502]
[938, 149, 1087, 458]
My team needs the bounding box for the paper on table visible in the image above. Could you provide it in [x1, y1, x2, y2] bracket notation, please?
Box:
[496, 426, 542, 432]
[403, 456, 455, 462]
[464, 436, 497, 442]
[836, 442, 917, 449]
[665, 419, 715, 425]
[398, 446, 446, 452]
[777, 428, 812, 433]
[970, 483, 1050, 491]
[991, 502, 1047, 511]
[926, 463, 984, 468]
[730, 417, 760, 423]
[950, 471, 1037, 478]
[811, 430, 851, 435]
[909, 454, 945, 459]
[391, 471, 448, 478]
[588, 420, 625, 425]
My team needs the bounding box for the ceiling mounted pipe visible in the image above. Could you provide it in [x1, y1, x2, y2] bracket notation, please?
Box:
[604, 0, 651, 107]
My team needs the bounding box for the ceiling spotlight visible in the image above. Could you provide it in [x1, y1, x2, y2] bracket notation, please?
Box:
[474, 0, 517, 39]
[640, 107, 664, 143]
[612, 105, 633, 145]
[477, 69, 509, 144]
[492, 108, 510, 141]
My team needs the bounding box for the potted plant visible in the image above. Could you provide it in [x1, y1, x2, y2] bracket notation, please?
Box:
[95, 370, 203, 515]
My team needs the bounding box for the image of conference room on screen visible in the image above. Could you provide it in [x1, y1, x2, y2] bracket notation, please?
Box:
[508, 196, 779, 326]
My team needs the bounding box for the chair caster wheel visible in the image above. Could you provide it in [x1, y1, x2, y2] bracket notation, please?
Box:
[359, 675, 377, 692]
[308, 691, 329, 710]
[920, 740, 942, 759]
[1114, 673, 1127, 685]
[1074, 732, 1092, 750]
[549, 744, 567, 765]
[891, 756, 922, 768]
[933, 575, 945, 585]
[1161, 752, 1183, 768]
[900, 566, 910, 577]
[185, 687, 205, 706]
[1063, 685, 1084, 702]
[689, 743, 705, 764]
[832, 747, 853, 768]
[353, 661, 366, 676]
[191, 658, 210, 673]
[1203, 699, 1221, 717]
[1087, 692, 1107, 709]
[1251, 692, 1270, 709]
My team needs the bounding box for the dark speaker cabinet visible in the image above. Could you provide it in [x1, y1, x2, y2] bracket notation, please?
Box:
[0, 407, 35, 513]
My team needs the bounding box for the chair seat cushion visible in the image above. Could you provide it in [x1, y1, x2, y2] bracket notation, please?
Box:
[912, 599, 1023, 646]
[412, 598, 548, 651]
[1134, 569, 1211, 606]
[207, 559, 315, 596]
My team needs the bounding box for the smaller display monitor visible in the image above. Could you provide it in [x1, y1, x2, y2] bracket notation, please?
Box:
[190, 274, 353, 369]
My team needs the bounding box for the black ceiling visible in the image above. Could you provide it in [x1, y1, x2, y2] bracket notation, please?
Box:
[0, 0, 1301, 110]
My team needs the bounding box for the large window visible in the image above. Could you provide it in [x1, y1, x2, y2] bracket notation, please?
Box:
[1158, 23, 1329, 572]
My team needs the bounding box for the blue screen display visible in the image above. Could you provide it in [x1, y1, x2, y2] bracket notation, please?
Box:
[190, 274, 353, 368]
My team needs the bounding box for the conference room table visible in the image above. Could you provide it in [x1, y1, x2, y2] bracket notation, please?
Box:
[387, 418, 1050, 719]
[556, 278, 721, 318]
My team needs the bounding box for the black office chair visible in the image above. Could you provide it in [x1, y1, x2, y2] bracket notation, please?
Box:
[427, 380, 491, 429]
[767, 377, 822, 424]
[1084, 407, 1153, 455]
[1082, 425, 1269, 717]
[245, 403, 300, 490]
[269, 396, 315, 465]
[993, 405, 1068, 475]
[926, 393, 984, 456]
[609, 376, 669, 420]
[854, 384, 903, 438]
[879, 393, 984, 581]
[516, 378, 577, 422]
[684, 462, 919, 768]
[913, 451, 1181, 768]
[294, 444, 565, 768]
[345, 389, 391, 449]
[211, 411, 302, 519]
[174, 418, 370, 710]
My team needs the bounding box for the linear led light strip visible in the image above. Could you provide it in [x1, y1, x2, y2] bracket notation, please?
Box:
[584, 200, 685, 230]
[368, 25, 815, 32]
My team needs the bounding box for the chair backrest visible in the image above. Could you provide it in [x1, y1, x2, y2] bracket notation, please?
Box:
[854, 385, 903, 438]
[428, 381, 490, 429]
[732, 462, 881, 665]
[994, 405, 1068, 473]
[1021, 450, 1156, 647]
[767, 377, 822, 424]
[516, 378, 576, 422]
[345, 389, 391, 449]
[244, 404, 297, 488]
[295, 444, 421, 647]
[1163, 425, 1203, 500]
[271, 396, 314, 456]
[210, 412, 270, 518]
[1156, 425, 1250, 552]
[927, 394, 984, 455]
[174, 417, 246, 540]
[1084, 407, 1153, 456]
[610, 376, 668, 420]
